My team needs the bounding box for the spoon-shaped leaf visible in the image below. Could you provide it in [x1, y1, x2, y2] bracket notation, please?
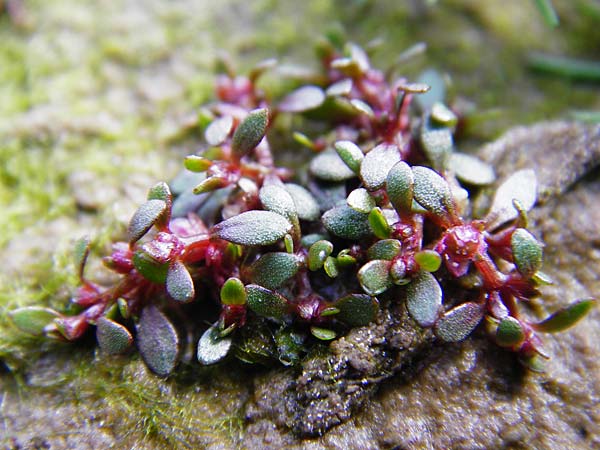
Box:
[284, 183, 320, 221]
[96, 317, 133, 354]
[322, 205, 372, 240]
[434, 302, 483, 342]
[368, 207, 392, 239]
[347, 188, 375, 213]
[386, 161, 414, 214]
[259, 184, 299, 227]
[10, 306, 61, 335]
[335, 294, 378, 327]
[205, 115, 233, 146]
[532, 299, 595, 333]
[249, 252, 300, 290]
[166, 260, 195, 302]
[231, 108, 269, 157]
[414, 250, 442, 273]
[411, 166, 456, 222]
[358, 259, 392, 296]
[449, 152, 495, 186]
[310, 326, 337, 341]
[212, 210, 292, 246]
[220, 277, 247, 305]
[334, 140, 364, 174]
[197, 323, 233, 365]
[310, 150, 356, 182]
[137, 306, 179, 377]
[360, 144, 401, 190]
[128, 199, 167, 244]
[308, 240, 334, 271]
[279, 85, 326, 112]
[511, 228, 543, 278]
[246, 285, 289, 321]
[406, 271, 442, 327]
[486, 169, 537, 230]
[132, 250, 169, 283]
[420, 127, 453, 170]
[495, 316, 526, 347]
[367, 239, 401, 261]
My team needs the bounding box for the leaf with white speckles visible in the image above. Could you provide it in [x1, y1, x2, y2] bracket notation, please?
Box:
[406, 271, 442, 328]
[434, 302, 483, 342]
[137, 306, 179, 377]
[197, 323, 233, 365]
[486, 169, 537, 230]
[212, 210, 292, 246]
[360, 144, 400, 190]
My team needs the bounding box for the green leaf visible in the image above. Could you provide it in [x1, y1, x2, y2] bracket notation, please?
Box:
[534, 0, 559, 27]
[336, 248, 357, 267]
[430, 102, 458, 127]
[212, 210, 292, 246]
[397, 82, 431, 94]
[246, 285, 289, 321]
[335, 294, 378, 327]
[486, 169, 537, 230]
[127, 199, 167, 244]
[350, 99, 374, 117]
[192, 176, 228, 195]
[434, 302, 483, 342]
[132, 250, 169, 284]
[386, 161, 414, 214]
[360, 144, 401, 190]
[334, 140, 364, 174]
[96, 317, 133, 354]
[420, 126, 453, 170]
[495, 316, 526, 347]
[414, 250, 442, 272]
[197, 323, 233, 365]
[220, 277, 247, 305]
[231, 108, 269, 156]
[310, 326, 337, 341]
[308, 240, 334, 271]
[533, 299, 595, 333]
[449, 152, 495, 186]
[73, 236, 90, 280]
[137, 306, 180, 377]
[184, 155, 213, 172]
[275, 327, 306, 366]
[10, 306, 61, 335]
[411, 166, 455, 221]
[367, 239, 401, 261]
[368, 207, 391, 239]
[326, 78, 353, 97]
[347, 188, 375, 213]
[358, 259, 392, 296]
[249, 252, 300, 290]
[406, 271, 442, 327]
[205, 115, 233, 146]
[322, 205, 372, 240]
[324, 256, 339, 278]
[147, 181, 172, 204]
[166, 260, 195, 302]
[390, 258, 409, 285]
[279, 85, 326, 112]
[284, 183, 320, 221]
[259, 184, 299, 226]
[310, 150, 356, 182]
[511, 228, 543, 278]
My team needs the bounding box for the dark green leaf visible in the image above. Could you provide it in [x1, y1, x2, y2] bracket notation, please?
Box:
[533, 299, 595, 333]
[205, 115, 233, 146]
[308, 240, 334, 271]
[335, 294, 378, 327]
[434, 302, 483, 342]
[386, 161, 414, 214]
[197, 323, 233, 365]
[511, 228, 543, 278]
[73, 236, 90, 280]
[322, 205, 372, 240]
[406, 271, 442, 327]
[367, 239, 401, 261]
[358, 259, 392, 296]
[231, 108, 269, 156]
[132, 250, 169, 283]
[137, 306, 179, 377]
[412, 166, 455, 221]
[147, 181, 172, 203]
[279, 85, 326, 113]
[495, 316, 526, 347]
[10, 306, 60, 335]
[275, 327, 306, 366]
[220, 277, 247, 305]
[368, 207, 391, 239]
[246, 284, 289, 321]
[414, 250, 442, 272]
[166, 260, 195, 302]
[250, 252, 300, 290]
[284, 183, 320, 221]
[310, 150, 356, 182]
[347, 188, 375, 213]
[127, 199, 167, 244]
[449, 153, 495, 186]
[96, 317, 133, 354]
[310, 326, 336, 341]
[212, 210, 292, 246]
[360, 144, 400, 190]
[486, 169, 537, 230]
[334, 140, 364, 173]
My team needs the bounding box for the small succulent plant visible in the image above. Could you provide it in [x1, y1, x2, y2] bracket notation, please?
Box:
[10, 39, 594, 376]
